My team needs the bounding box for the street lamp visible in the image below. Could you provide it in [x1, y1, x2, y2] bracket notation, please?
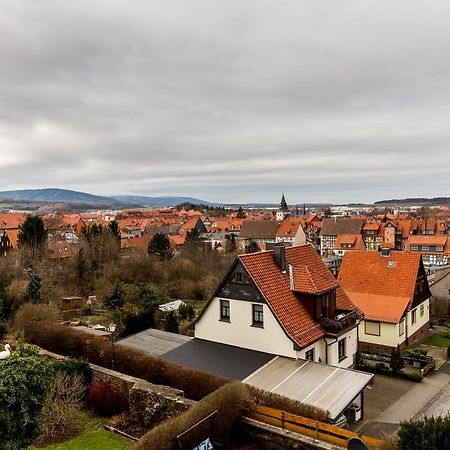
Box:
[108, 323, 117, 370]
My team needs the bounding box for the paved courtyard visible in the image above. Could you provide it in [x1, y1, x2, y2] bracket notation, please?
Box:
[357, 362, 450, 439]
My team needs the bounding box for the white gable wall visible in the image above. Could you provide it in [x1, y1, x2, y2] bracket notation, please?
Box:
[195, 296, 297, 358]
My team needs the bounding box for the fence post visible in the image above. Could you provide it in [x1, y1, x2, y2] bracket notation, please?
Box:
[315, 421, 319, 439]
[281, 411, 285, 429]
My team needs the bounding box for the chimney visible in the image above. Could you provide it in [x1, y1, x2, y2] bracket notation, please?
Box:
[274, 245, 287, 272]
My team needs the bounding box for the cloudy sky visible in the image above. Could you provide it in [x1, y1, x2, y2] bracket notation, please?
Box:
[1, 1, 450, 204]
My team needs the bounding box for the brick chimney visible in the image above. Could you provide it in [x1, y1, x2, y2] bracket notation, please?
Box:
[274, 245, 287, 272]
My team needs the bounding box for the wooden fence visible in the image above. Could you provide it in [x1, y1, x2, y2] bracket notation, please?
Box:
[245, 404, 383, 449]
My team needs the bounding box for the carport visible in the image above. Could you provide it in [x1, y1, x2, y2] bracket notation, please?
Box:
[118, 329, 373, 422]
[243, 356, 373, 422]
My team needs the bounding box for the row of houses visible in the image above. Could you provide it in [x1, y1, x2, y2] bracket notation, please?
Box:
[320, 217, 450, 266]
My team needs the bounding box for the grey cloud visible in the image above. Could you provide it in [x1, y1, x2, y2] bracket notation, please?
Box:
[1, 0, 450, 203]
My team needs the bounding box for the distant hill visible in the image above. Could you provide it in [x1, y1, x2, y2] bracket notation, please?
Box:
[375, 197, 450, 206]
[111, 195, 212, 207]
[0, 189, 212, 209]
[0, 188, 120, 205]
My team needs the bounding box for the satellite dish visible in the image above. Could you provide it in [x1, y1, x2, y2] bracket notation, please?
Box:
[347, 437, 368, 450]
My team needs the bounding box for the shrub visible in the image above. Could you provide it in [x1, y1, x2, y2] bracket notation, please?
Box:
[88, 381, 125, 416]
[0, 349, 54, 449]
[406, 348, 428, 361]
[164, 311, 179, 334]
[398, 415, 450, 449]
[390, 345, 405, 372]
[38, 373, 85, 443]
[179, 303, 195, 320]
[52, 357, 93, 389]
[132, 382, 250, 450]
[12, 302, 60, 333]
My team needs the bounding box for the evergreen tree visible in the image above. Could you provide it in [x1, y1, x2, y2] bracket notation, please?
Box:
[104, 282, 125, 310]
[246, 240, 260, 254]
[390, 344, 404, 372]
[148, 233, 173, 259]
[164, 311, 179, 334]
[108, 220, 121, 242]
[18, 215, 48, 254]
[26, 272, 43, 303]
[236, 207, 246, 219]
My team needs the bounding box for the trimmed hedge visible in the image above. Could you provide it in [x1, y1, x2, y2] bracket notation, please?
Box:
[24, 322, 227, 400]
[132, 382, 249, 450]
[24, 322, 329, 422]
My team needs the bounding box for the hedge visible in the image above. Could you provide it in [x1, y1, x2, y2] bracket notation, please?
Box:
[23, 322, 227, 400]
[132, 382, 249, 450]
[23, 322, 328, 421]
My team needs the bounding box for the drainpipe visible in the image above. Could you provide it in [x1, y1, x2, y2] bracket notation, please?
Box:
[325, 337, 338, 365]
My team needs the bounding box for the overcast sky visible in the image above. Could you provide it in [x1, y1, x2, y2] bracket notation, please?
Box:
[1, 1, 450, 204]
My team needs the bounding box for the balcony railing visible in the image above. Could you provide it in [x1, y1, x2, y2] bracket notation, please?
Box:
[321, 311, 362, 335]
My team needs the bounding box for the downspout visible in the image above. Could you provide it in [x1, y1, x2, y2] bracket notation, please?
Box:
[325, 336, 338, 365]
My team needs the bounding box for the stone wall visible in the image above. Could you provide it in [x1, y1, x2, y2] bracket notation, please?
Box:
[39, 348, 196, 426]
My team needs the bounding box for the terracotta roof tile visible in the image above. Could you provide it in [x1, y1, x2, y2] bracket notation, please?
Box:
[239, 244, 352, 347]
[338, 251, 422, 319]
[347, 293, 410, 323]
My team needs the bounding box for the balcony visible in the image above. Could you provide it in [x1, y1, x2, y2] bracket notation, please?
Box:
[321, 311, 362, 336]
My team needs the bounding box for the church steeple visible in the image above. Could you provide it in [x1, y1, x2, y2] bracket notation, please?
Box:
[277, 194, 290, 221]
[280, 194, 289, 212]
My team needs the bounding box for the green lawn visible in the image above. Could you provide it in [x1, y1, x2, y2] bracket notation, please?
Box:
[424, 332, 450, 348]
[30, 411, 132, 450]
[31, 427, 131, 450]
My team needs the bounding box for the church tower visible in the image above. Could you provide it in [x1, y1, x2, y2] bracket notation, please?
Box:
[276, 194, 290, 221]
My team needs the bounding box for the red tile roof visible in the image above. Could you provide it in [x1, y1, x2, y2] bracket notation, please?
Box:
[290, 265, 339, 295]
[0, 213, 26, 230]
[5, 229, 19, 249]
[338, 251, 422, 321]
[240, 246, 325, 347]
[347, 293, 410, 323]
[276, 218, 305, 238]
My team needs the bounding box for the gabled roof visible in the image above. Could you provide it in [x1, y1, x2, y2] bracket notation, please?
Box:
[407, 235, 447, 246]
[239, 247, 325, 347]
[338, 251, 422, 318]
[240, 220, 279, 240]
[0, 213, 26, 230]
[290, 265, 339, 295]
[276, 218, 305, 238]
[347, 293, 410, 323]
[334, 234, 365, 251]
[320, 218, 364, 236]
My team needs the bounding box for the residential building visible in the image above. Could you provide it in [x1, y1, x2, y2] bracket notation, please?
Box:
[275, 218, 306, 246]
[333, 234, 365, 256]
[320, 218, 364, 256]
[238, 220, 279, 249]
[428, 268, 450, 317]
[338, 251, 431, 352]
[405, 235, 450, 267]
[195, 244, 361, 368]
